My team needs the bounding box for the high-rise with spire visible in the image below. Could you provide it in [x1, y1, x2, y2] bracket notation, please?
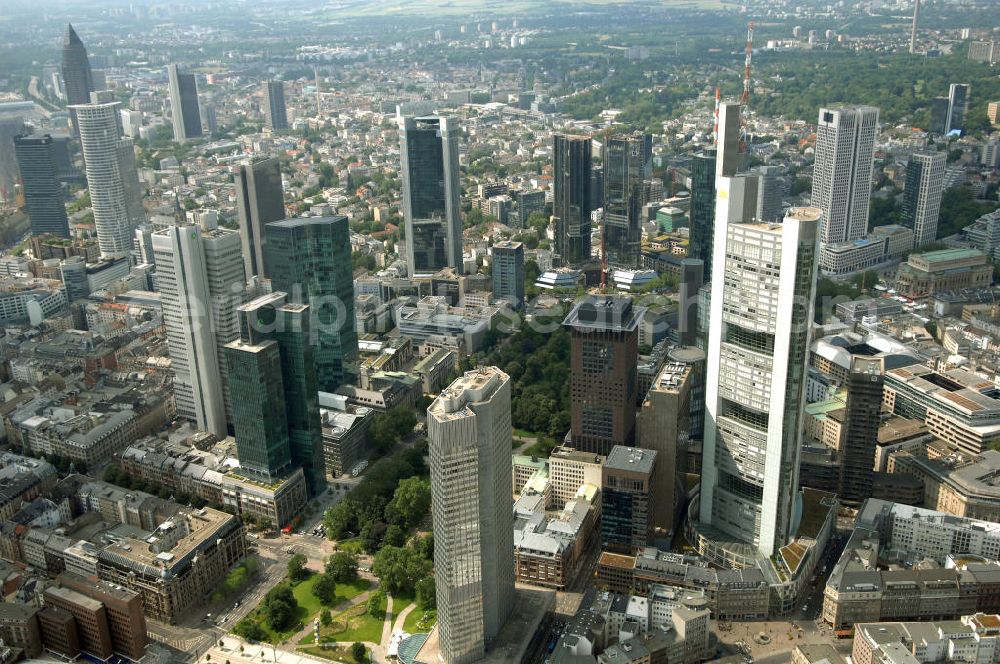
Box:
[61, 25, 95, 134]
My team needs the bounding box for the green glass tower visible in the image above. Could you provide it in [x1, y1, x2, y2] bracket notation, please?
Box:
[238, 292, 326, 496]
[224, 338, 293, 483]
[265, 216, 358, 392]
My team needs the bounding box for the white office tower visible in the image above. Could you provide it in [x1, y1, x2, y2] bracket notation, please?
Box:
[903, 150, 946, 248]
[698, 207, 821, 561]
[427, 368, 515, 664]
[152, 225, 246, 437]
[70, 91, 145, 258]
[812, 106, 878, 248]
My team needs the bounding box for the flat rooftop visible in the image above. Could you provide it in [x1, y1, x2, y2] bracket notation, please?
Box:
[563, 296, 641, 333]
[605, 446, 656, 474]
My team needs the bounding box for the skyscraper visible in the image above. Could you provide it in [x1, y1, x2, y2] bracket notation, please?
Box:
[399, 115, 462, 276]
[152, 225, 245, 438]
[14, 135, 70, 238]
[838, 356, 884, 506]
[491, 240, 524, 309]
[929, 97, 950, 134]
[225, 338, 293, 483]
[688, 150, 717, 276]
[603, 132, 652, 269]
[427, 368, 515, 664]
[947, 83, 971, 134]
[902, 150, 946, 248]
[552, 134, 593, 266]
[263, 81, 289, 131]
[70, 92, 145, 258]
[602, 446, 660, 553]
[237, 292, 325, 496]
[812, 106, 879, 246]
[265, 216, 358, 392]
[167, 64, 203, 142]
[235, 157, 285, 278]
[61, 25, 94, 134]
[564, 296, 642, 456]
[698, 207, 820, 560]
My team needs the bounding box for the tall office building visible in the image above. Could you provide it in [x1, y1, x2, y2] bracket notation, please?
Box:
[564, 296, 643, 456]
[812, 106, 879, 246]
[225, 338, 293, 483]
[263, 81, 289, 131]
[552, 134, 593, 265]
[698, 207, 821, 560]
[399, 116, 462, 276]
[947, 83, 971, 134]
[61, 25, 94, 134]
[235, 157, 285, 278]
[754, 165, 785, 222]
[638, 362, 692, 537]
[930, 97, 950, 134]
[902, 150, 946, 248]
[427, 368, 515, 664]
[70, 92, 146, 258]
[603, 132, 652, 269]
[167, 64, 203, 142]
[265, 216, 358, 391]
[14, 135, 70, 238]
[152, 225, 245, 438]
[838, 356, 884, 506]
[237, 292, 325, 496]
[688, 151, 717, 276]
[56, 573, 146, 662]
[602, 446, 660, 553]
[491, 240, 524, 309]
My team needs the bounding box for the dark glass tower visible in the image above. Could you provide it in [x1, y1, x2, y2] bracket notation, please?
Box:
[688, 150, 717, 277]
[239, 292, 325, 496]
[224, 338, 293, 483]
[399, 115, 462, 276]
[265, 216, 358, 392]
[235, 157, 285, 278]
[603, 133, 651, 269]
[61, 24, 94, 133]
[491, 240, 524, 309]
[838, 356, 884, 506]
[14, 135, 70, 238]
[167, 64, 203, 141]
[553, 134, 592, 266]
[264, 81, 289, 131]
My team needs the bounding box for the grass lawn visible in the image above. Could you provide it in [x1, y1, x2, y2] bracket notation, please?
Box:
[333, 578, 372, 606]
[335, 538, 364, 555]
[241, 573, 359, 643]
[402, 605, 436, 634]
[303, 594, 387, 646]
[297, 644, 360, 662]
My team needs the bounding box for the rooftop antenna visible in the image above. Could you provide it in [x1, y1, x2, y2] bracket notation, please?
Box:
[739, 21, 755, 154]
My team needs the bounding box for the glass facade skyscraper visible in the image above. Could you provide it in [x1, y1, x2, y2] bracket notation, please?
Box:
[265, 216, 358, 392]
[238, 292, 325, 496]
[61, 24, 94, 135]
[688, 150, 717, 277]
[224, 339, 293, 483]
[399, 115, 462, 276]
[14, 135, 70, 238]
[235, 157, 285, 279]
[167, 64, 203, 142]
[553, 134, 593, 266]
[264, 81, 289, 131]
[603, 132, 651, 269]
